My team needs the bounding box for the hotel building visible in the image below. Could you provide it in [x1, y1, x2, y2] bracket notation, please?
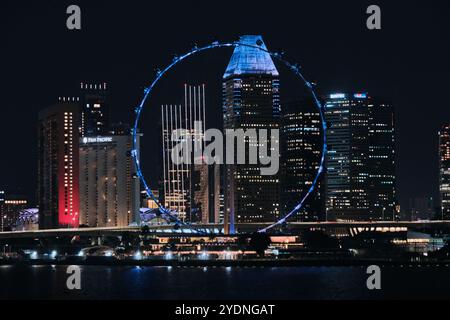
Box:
[38, 103, 80, 229]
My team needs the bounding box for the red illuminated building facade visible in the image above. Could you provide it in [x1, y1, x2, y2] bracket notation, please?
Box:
[38, 102, 80, 229]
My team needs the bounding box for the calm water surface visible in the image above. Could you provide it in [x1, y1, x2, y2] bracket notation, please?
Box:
[0, 265, 449, 299]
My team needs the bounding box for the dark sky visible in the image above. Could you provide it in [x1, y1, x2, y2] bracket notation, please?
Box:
[1, 0, 450, 210]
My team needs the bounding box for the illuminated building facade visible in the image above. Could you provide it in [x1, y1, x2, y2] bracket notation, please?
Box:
[281, 99, 325, 221]
[223, 35, 280, 229]
[0, 190, 4, 231]
[38, 103, 80, 229]
[0, 196, 28, 231]
[324, 93, 395, 221]
[161, 85, 219, 223]
[207, 164, 221, 224]
[144, 189, 161, 209]
[79, 134, 141, 227]
[439, 124, 450, 220]
[79, 82, 109, 136]
[161, 103, 189, 220]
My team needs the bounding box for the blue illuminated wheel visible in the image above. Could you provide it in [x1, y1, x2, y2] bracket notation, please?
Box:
[131, 40, 327, 232]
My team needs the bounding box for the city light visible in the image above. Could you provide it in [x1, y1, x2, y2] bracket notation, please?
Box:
[330, 93, 346, 99]
[30, 251, 38, 259]
[164, 251, 173, 260]
[50, 250, 57, 259]
[199, 251, 209, 260]
[105, 250, 113, 257]
[134, 251, 142, 260]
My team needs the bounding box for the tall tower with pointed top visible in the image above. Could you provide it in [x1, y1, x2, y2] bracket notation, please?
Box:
[222, 35, 281, 232]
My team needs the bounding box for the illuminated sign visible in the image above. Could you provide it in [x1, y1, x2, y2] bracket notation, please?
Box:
[82, 137, 113, 144]
[330, 93, 346, 99]
[354, 93, 367, 99]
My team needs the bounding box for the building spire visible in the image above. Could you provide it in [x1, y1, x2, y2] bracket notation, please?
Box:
[223, 35, 279, 79]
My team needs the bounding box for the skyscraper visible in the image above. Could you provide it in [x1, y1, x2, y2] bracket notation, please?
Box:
[79, 82, 109, 136]
[162, 103, 189, 221]
[439, 124, 450, 220]
[161, 85, 219, 223]
[223, 35, 281, 230]
[0, 190, 5, 231]
[79, 132, 141, 228]
[324, 93, 395, 221]
[368, 99, 396, 220]
[207, 164, 221, 224]
[38, 103, 80, 229]
[281, 99, 324, 221]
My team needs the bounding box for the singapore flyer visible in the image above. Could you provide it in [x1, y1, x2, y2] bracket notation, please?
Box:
[131, 38, 327, 233]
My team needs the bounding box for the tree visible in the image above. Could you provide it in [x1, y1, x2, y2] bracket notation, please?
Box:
[121, 232, 140, 249]
[141, 225, 150, 235]
[249, 232, 271, 257]
[302, 230, 339, 250]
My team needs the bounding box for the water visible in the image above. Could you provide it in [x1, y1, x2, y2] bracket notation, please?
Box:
[0, 265, 449, 299]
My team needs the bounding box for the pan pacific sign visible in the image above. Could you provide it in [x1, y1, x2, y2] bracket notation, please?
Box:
[82, 137, 113, 144]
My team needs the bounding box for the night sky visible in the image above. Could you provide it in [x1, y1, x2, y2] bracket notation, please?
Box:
[1, 0, 450, 211]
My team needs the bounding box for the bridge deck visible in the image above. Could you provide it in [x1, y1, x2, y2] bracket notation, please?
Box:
[1, 221, 449, 239]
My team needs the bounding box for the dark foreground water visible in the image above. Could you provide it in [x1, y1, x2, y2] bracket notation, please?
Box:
[0, 265, 449, 299]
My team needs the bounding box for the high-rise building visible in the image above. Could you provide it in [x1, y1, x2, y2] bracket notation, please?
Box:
[79, 82, 109, 136]
[222, 35, 281, 231]
[79, 133, 141, 228]
[38, 103, 80, 229]
[0, 196, 28, 231]
[439, 124, 450, 220]
[207, 164, 221, 224]
[324, 93, 395, 221]
[0, 190, 5, 231]
[281, 99, 324, 221]
[161, 85, 219, 223]
[368, 99, 396, 220]
[0, 190, 4, 230]
[161, 103, 190, 220]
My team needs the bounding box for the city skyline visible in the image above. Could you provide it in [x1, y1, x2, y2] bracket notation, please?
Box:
[2, 2, 450, 213]
[0, 41, 406, 230]
[0, 86, 445, 227]
[2, 1, 450, 304]
[0, 82, 443, 228]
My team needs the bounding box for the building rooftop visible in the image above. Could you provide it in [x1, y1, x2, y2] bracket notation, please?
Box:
[223, 35, 279, 79]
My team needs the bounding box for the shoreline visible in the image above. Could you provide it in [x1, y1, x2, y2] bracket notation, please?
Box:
[1, 258, 450, 268]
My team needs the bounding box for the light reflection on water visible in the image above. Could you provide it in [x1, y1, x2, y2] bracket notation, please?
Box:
[0, 265, 449, 299]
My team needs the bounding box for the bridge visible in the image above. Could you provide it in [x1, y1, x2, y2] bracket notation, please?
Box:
[1, 221, 450, 240]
